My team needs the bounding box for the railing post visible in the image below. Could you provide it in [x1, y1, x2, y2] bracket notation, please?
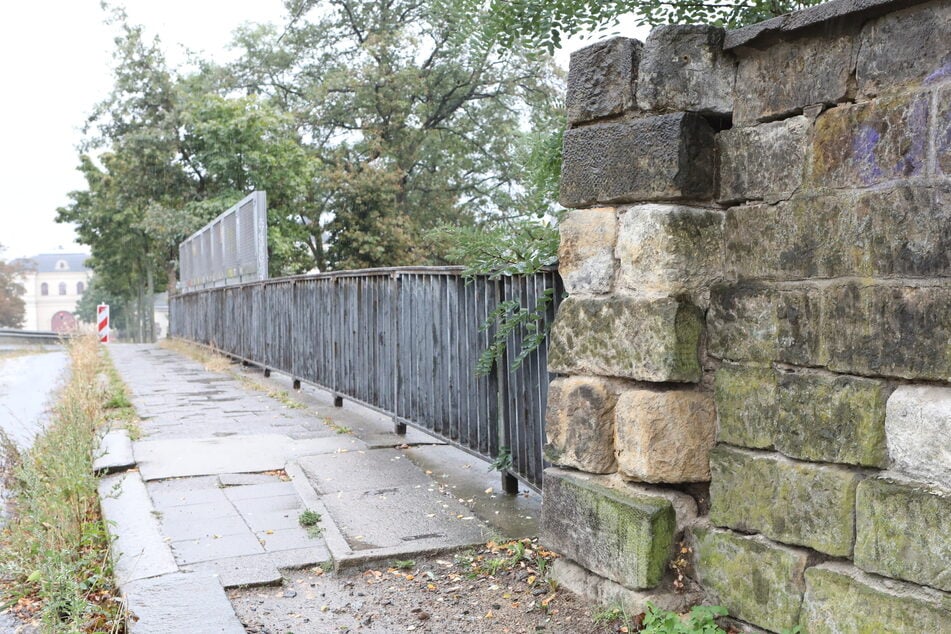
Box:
[393, 271, 406, 435]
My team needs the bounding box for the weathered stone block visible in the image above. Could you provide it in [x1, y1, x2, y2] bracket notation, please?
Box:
[566, 38, 641, 125]
[717, 117, 808, 204]
[886, 386, 951, 487]
[856, 1, 951, 97]
[810, 91, 930, 189]
[801, 562, 951, 634]
[733, 32, 854, 125]
[636, 25, 734, 115]
[560, 114, 716, 208]
[614, 388, 716, 483]
[614, 204, 723, 296]
[709, 446, 861, 556]
[938, 85, 951, 176]
[548, 295, 703, 383]
[544, 376, 623, 474]
[855, 477, 951, 592]
[690, 526, 815, 632]
[822, 282, 951, 381]
[710, 282, 951, 381]
[708, 284, 822, 367]
[541, 468, 676, 589]
[715, 365, 890, 467]
[558, 207, 618, 295]
[714, 364, 777, 450]
[725, 185, 951, 280]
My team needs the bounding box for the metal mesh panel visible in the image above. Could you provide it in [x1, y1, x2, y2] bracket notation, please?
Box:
[178, 192, 268, 290]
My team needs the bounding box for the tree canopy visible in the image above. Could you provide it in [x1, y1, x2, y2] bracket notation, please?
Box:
[481, 0, 826, 53]
[58, 1, 562, 339]
[0, 246, 26, 329]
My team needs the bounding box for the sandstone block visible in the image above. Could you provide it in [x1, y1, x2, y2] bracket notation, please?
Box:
[544, 376, 623, 474]
[709, 282, 951, 381]
[614, 204, 723, 296]
[636, 25, 734, 115]
[725, 185, 951, 280]
[708, 284, 821, 367]
[548, 295, 703, 383]
[558, 208, 618, 295]
[801, 562, 951, 634]
[855, 477, 951, 592]
[938, 86, 951, 176]
[856, 1, 951, 97]
[566, 37, 641, 125]
[822, 282, 951, 381]
[886, 386, 951, 487]
[690, 526, 815, 632]
[714, 365, 890, 467]
[614, 388, 716, 483]
[810, 91, 930, 189]
[733, 32, 853, 125]
[717, 117, 808, 204]
[541, 468, 676, 589]
[709, 446, 861, 557]
[714, 364, 777, 450]
[560, 114, 715, 208]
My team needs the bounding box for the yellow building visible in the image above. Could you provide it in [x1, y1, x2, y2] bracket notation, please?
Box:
[15, 253, 92, 332]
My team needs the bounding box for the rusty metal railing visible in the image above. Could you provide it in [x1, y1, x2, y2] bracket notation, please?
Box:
[169, 267, 562, 492]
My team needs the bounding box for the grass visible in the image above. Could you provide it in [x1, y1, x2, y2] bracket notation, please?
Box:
[0, 335, 126, 632]
[158, 338, 231, 373]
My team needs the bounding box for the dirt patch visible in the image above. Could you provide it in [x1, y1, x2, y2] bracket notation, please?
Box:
[230, 539, 624, 634]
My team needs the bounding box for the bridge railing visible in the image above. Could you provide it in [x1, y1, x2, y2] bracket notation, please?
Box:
[169, 267, 562, 491]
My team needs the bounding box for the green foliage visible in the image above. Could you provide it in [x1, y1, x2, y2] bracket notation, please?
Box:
[0, 337, 124, 632]
[0, 245, 26, 329]
[642, 603, 729, 633]
[482, 0, 827, 54]
[392, 559, 416, 570]
[488, 446, 513, 472]
[298, 509, 322, 526]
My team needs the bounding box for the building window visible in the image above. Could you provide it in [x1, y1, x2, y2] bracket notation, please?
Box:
[58, 282, 67, 296]
[41, 282, 49, 296]
[56, 260, 69, 271]
[77, 282, 85, 295]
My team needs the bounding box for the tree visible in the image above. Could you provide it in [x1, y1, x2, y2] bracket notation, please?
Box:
[481, 0, 826, 53]
[223, 0, 563, 269]
[0, 246, 26, 329]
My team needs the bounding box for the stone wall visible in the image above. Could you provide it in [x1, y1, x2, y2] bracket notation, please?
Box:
[542, 0, 951, 631]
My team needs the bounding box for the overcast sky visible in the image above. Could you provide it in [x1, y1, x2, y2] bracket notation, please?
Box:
[0, 1, 648, 261]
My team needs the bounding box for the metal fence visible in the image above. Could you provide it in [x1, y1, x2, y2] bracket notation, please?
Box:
[178, 191, 268, 291]
[169, 267, 562, 491]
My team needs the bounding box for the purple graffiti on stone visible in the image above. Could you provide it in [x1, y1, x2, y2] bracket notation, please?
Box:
[893, 96, 929, 178]
[853, 125, 883, 184]
[925, 56, 951, 84]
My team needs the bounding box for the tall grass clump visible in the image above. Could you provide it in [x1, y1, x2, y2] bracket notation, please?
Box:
[0, 336, 125, 633]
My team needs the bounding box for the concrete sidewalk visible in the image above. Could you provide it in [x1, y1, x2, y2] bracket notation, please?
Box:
[99, 343, 539, 633]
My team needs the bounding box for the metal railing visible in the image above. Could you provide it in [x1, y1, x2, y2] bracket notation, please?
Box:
[169, 267, 562, 491]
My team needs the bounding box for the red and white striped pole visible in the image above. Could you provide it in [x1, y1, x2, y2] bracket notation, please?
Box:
[97, 304, 110, 344]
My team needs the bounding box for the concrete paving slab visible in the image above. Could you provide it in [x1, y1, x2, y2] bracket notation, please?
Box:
[362, 427, 446, 449]
[231, 494, 301, 516]
[240, 509, 301, 533]
[93, 429, 135, 474]
[222, 481, 296, 501]
[134, 434, 365, 480]
[298, 449, 431, 494]
[171, 532, 265, 564]
[268, 545, 332, 570]
[99, 472, 178, 585]
[321, 484, 489, 553]
[147, 479, 228, 509]
[159, 500, 237, 524]
[187, 554, 284, 589]
[218, 473, 284, 487]
[124, 572, 244, 634]
[159, 514, 250, 542]
[256, 527, 317, 552]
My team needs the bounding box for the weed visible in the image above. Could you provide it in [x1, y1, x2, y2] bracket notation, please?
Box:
[487, 447, 512, 472]
[642, 602, 728, 634]
[299, 510, 321, 526]
[392, 560, 415, 570]
[321, 417, 352, 434]
[593, 605, 635, 629]
[0, 336, 124, 632]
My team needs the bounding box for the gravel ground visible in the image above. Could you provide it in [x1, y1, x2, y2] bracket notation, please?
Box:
[230, 539, 627, 634]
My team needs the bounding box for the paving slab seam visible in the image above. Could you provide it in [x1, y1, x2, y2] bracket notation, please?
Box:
[284, 460, 350, 569]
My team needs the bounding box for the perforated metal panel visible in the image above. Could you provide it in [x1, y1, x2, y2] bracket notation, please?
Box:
[178, 192, 268, 290]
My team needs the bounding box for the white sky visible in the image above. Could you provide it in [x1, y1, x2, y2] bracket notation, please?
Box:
[0, 1, 648, 261]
